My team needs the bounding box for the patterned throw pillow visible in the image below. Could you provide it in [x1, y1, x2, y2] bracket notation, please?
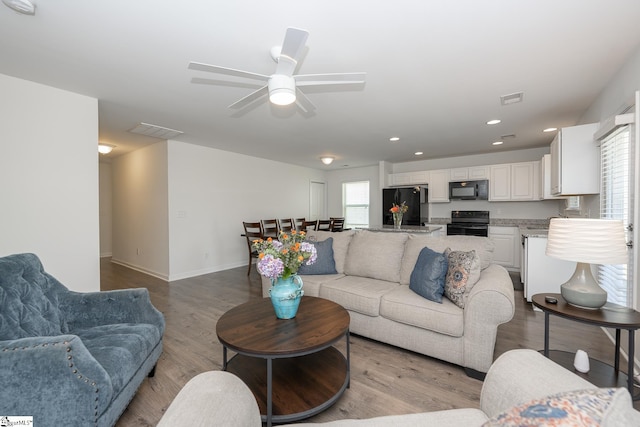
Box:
[483, 388, 621, 427]
[443, 248, 480, 308]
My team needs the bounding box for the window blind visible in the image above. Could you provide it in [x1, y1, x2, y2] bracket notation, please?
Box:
[343, 181, 369, 228]
[599, 125, 632, 306]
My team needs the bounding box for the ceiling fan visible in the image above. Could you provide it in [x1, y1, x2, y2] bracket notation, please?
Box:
[188, 27, 366, 113]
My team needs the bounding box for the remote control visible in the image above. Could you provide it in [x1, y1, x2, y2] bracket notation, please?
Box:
[545, 296, 558, 304]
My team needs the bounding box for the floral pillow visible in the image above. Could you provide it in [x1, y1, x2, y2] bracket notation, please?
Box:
[483, 388, 623, 427]
[443, 248, 480, 308]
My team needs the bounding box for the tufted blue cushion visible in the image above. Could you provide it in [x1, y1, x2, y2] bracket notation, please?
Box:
[298, 238, 337, 275]
[0, 253, 66, 340]
[409, 247, 448, 303]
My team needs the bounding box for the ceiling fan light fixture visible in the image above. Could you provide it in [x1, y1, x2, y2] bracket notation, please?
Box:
[268, 75, 296, 106]
[320, 156, 335, 165]
[2, 0, 35, 15]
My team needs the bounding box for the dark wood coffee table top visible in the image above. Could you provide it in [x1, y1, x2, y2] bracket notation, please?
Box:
[216, 296, 350, 357]
[532, 293, 640, 329]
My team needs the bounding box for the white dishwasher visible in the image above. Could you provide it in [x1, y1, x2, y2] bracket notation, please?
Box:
[523, 233, 576, 303]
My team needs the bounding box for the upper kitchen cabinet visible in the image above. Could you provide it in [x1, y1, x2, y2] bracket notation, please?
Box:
[550, 123, 600, 195]
[388, 171, 428, 186]
[449, 165, 489, 181]
[489, 161, 540, 201]
[540, 154, 567, 200]
[428, 169, 450, 203]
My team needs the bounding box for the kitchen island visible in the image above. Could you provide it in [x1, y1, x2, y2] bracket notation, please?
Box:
[358, 225, 443, 235]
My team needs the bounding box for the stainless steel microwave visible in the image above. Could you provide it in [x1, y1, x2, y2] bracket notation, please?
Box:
[449, 180, 489, 200]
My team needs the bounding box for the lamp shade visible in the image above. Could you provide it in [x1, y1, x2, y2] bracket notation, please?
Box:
[546, 218, 627, 265]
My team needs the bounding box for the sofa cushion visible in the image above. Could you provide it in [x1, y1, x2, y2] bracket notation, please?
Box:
[320, 276, 399, 317]
[444, 249, 481, 309]
[483, 388, 633, 427]
[344, 231, 408, 283]
[75, 323, 162, 396]
[380, 285, 464, 337]
[306, 230, 355, 274]
[409, 247, 448, 303]
[0, 253, 65, 340]
[298, 237, 337, 275]
[295, 274, 344, 297]
[400, 235, 494, 285]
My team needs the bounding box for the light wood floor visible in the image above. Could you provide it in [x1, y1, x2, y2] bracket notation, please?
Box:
[101, 260, 637, 426]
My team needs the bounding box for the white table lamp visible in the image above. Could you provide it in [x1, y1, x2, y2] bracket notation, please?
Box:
[546, 218, 628, 309]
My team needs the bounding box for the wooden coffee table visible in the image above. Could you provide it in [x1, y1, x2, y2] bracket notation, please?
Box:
[216, 296, 350, 427]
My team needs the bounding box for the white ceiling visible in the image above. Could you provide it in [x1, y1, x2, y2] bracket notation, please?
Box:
[2, 1, 640, 169]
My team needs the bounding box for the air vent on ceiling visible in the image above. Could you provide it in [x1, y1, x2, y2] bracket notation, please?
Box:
[500, 92, 524, 106]
[128, 122, 184, 139]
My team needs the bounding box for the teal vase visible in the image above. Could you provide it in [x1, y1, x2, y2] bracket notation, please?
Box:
[269, 274, 304, 319]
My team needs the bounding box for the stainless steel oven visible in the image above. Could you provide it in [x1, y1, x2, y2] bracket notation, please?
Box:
[446, 210, 489, 237]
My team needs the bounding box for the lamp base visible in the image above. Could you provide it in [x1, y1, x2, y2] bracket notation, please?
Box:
[560, 262, 607, 310]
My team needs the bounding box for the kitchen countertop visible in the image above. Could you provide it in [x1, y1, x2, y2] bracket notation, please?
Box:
[358, 225, 442, 233]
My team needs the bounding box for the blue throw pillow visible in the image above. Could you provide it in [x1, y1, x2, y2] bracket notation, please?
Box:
[298, 238, 338, 275]
[409, 246, 448, 303]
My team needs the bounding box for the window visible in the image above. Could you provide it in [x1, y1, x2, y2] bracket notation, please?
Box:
[343, 181, 369, 228]
[599, 125, 632, 306]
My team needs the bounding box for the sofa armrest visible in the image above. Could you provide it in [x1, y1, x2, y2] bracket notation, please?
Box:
[60, 288, 165, 334]
[0, 335, 115, 424]
[158, 371, 262, 427]
[463, 264, 515, 373]
[480, 349, 596, 417]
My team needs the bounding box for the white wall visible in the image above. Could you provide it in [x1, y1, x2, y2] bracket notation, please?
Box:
[111, 142, 170, 279]
[99, 162, 113, 257]
[0, 74, 100, 292]
[326, 165, 380, 225]
[166, 141, 326, 280]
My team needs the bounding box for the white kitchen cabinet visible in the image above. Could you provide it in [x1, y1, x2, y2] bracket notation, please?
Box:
[469, 165, 489, 179]
[550, 123, 600, 195]
[489, 226, 520, 269]
[450, 166, 489, 181]
[489, 164, 511, 201]
[428, 169, 450, 203]
[489, 162, 539, 201]
[388, 171, 428, 186]
[450, 168, 469, 181]
[540, 154, 567, 200]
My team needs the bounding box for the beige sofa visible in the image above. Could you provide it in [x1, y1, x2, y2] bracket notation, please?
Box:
[261, 229, 515, 377]
[158, 349, 640, 426]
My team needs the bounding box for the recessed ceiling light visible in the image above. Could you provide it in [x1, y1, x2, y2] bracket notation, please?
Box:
[414, 152, 423, 156]
[492, 141, 504, 146]
[389, 137, 400, 142]
[543, 127, 558, 132]
[98, 144, 115, 154]
[486, 119, 501, 125]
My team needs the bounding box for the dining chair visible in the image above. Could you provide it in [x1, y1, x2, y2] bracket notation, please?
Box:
[330, 217, 345, 232]
[294, 217, 305, 231]
[261, 219, 279, 239]
[242, 222, 263, 275]
[301, 219, 318, 231]
[317, 219, 332, 231]
[279, 218, 294, 233]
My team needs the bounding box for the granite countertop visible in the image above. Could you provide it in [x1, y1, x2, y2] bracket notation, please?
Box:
[358, 225, 443, 233]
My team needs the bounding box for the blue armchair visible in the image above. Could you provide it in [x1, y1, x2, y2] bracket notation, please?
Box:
[0, 253, 165, 427]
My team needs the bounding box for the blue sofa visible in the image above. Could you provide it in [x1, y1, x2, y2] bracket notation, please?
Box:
[0, 253, 165, 427]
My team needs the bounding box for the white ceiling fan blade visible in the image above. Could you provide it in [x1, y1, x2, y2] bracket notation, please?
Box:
[188, 61, 269, 82]
[295, 72, 366, 86]
[228, 85, 269, 109]
[275, 27, 309, 76]
[295, 88, 316, 114]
